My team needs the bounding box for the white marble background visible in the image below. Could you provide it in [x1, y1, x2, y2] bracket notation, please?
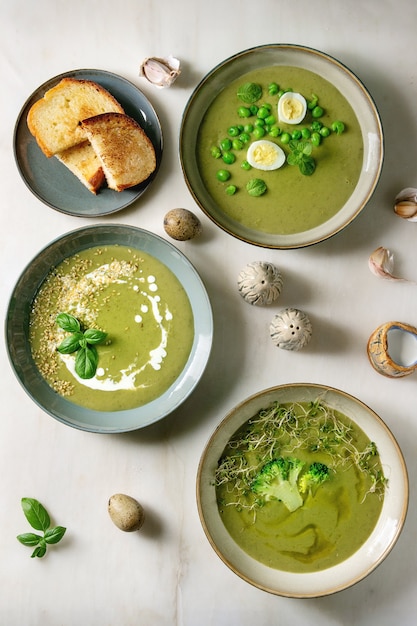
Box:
[1, 0, 417, 624]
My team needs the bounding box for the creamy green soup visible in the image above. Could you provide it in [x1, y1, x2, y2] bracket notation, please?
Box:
[215, 400, 386, 573]
[197, 66, 363, 234]
[29, 245, 194, 411]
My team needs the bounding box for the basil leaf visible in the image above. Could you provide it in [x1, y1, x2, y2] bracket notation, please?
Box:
[56, 332, 83, 354]
[16, 532, 42, 546]
[31, 543, 47, 558]
[287, 153, 300, 166]
[56, 313, 81, 333]
[21, 498, 50, 532]
[75, 345, 98, 379]
[299, 157, 316, 176]
[84, 329, 107, 345]
[44, 526, 66, 545]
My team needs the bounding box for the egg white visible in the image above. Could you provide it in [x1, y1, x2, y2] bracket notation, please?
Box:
[246, 140, 286, 171]
[278, 92, 307, 125]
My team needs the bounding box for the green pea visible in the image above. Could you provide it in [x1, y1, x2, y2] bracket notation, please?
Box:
[311, 132, 321, 147]
[226, 185, 237, 195]
[301, 128, 311, 139]
[232, 139, 244, 150]
[280, 132, 291, 144]
[241, 160, 252, 171]
[268, 82, 279, 95]
[249, 105, 259, 115]
[216, 169, 231, 182]
[244, 123, 254, 133]
[237, 125, 244, 132]
[331, 120, 345, 134]
[264, 114, 276, 125]
[211, 146, 222, 158]
[257, 106, 270, 119]
[291, 130, 302, 140]
[228, 126, 240, 137]
[307, 94, 319, 110]
[254, 118, 265, 127]
[222, 151, 236, 165]
[312, 105, 324, 118]
[220, 138, 232, 151]
[253, 126, 266, 139]
[239, 133, 251, 144]
[268, 125, 281, 137]
[310, 121, 323, 132]
[320, 126, 330, 137]
[237, 106, 251, 118]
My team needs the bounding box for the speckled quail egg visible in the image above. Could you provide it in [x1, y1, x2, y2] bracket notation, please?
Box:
[108, 493, 145, 532]
[270, 308, 312, 351]
[278, 92, 307, 125]
[163, 208, 202, 241]
[246, 140, 286, 171]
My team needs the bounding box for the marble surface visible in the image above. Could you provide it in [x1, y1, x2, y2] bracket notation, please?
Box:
[1, 0, 417, 624]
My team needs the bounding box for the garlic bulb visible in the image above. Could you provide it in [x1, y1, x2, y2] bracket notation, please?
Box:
[237, 261, 283, 306]
[394, 187, 417, 221]
[139, 55, 181, 88]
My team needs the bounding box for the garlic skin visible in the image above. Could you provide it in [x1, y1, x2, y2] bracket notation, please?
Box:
[368, 246, 412, 282]
[139, 55, 181, 88]
[394, 187, 417, 222]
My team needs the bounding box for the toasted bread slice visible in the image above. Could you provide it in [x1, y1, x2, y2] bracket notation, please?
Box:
[55, 141, 105, 194]
[27, 77, 124, 157]
[81, 112, 157, 191]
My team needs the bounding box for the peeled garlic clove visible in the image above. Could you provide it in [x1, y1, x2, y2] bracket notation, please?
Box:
[139, 55, 180, 88]
[394, 187, 417, 221]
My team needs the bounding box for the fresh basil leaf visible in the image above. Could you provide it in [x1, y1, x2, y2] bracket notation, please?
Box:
[75, 345, 98, 379]
[31, 542, 47, 558]
[56, 313, 81, 333]
[21, 498, 50, 532]
[56, 332, 83, 354]
[44, 526, 66, 545]
[16, 532, 42, 546]
[84, 329, 107, 345]
[287, 153, 301, 166]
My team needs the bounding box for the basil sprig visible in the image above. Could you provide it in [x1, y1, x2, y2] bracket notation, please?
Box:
[56, 313, 107, 379]
[17, 498, 66, 558]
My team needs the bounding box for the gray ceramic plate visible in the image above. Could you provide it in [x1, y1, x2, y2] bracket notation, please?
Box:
[14, 69, 163, 217]
[180, 44, 383, 249]
[6, 224, 213, 432]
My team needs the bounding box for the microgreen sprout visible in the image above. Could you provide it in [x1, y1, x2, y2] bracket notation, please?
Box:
[56, 312, 107, 379]
[17, 498, 66, 558]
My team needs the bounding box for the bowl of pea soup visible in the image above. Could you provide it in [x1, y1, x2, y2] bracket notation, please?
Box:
[180, 44, 383, 249]
[197, 383, 408, 597]
[6, 224, 213, 432]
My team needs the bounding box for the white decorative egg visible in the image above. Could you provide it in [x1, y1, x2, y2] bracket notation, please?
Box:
[238, 261, 283, 306]
[270, 308, 312, 350]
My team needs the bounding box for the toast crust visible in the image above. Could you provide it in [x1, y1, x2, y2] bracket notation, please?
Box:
[27, 77, 124, 157]
[81, 112, 157, 191]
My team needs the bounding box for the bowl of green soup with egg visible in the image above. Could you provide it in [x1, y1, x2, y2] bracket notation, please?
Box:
[197, 384, 408, 597]
[6, 224, 213, 432]
[180, 44, 383, 248]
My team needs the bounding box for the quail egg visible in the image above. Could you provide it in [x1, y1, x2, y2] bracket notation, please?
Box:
[278, 92, 307, 125]
[163, 208, 202, 241]
[246, 140, 286, 171]
[108, 493, 145, 532]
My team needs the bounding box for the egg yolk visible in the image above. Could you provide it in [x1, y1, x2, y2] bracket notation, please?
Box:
[281, 97, 304, 121]
[252, 144, 279, 167]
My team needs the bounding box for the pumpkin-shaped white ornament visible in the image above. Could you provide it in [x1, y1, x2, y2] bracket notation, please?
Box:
[270, 308, 312, 351]
[237, 261, 283, 306]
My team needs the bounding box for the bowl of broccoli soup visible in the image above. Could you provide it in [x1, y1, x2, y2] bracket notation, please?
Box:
[6, 224, 213, 432]
[197, 384, 408, 597]
[180, 44, 383, 248]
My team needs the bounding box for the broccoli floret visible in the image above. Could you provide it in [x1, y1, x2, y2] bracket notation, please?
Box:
[251, 457, 305, 512]
[299, 462, 330, 495]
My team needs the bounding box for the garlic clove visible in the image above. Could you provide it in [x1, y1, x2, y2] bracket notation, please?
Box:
[394, 187, 417, 221]
[139, 55, 181, 88]
[368, 246, 410, 282]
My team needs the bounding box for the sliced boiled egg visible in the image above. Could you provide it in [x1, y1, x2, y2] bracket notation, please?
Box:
[278, 92, 307, 125]
[246, 140, 286, 171]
